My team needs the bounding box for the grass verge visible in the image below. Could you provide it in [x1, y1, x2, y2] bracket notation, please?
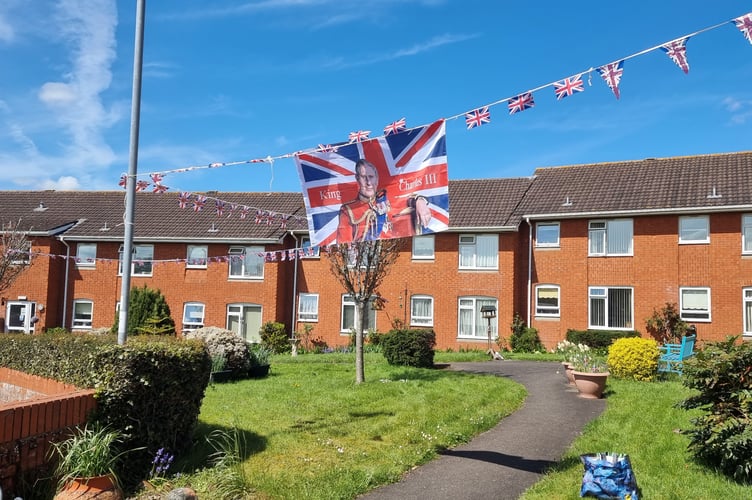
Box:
[165, 351, 525, 499]
[521, 377, 750, 499]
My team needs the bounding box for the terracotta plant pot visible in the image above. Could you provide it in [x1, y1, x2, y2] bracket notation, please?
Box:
[562, 362, 576, 385]
[571, 371, 609, 399]
[54, 474, 123, 500]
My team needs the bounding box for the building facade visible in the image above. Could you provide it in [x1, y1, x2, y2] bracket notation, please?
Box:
[1, 151, 751, 349]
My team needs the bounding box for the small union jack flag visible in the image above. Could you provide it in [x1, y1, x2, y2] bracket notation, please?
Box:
[348, 130, 371, 143]
[135, 180, 150, 192]
[280, 251, 287, 261]
[192, 195, 207, 212]
[279, 215, 290, 229]
[215, 200, 226, 217]
[239, 206, 250, 219]
[150, 174, 168, 194]
[508, 92, 535, 115]
[318, 144, 338, 153]
[383, 117, 407, 136]
[554, 74, 585, 100]
[118, 175, 127, 188]
[178, 192, 192, 209]
[661, 38, 690, 74]
[598, 60, 625, 100]
[734, 13, 752, 45]
[465, 106, 490, 129]
[265, 211, 273, 226]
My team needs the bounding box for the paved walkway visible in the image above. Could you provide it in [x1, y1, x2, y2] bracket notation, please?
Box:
[359, 360, 606, 500]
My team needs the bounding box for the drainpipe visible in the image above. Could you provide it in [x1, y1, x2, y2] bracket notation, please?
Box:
[60, 236, 71, 330]
[290, 233, 299, 336]
[526, 218, 532, 327]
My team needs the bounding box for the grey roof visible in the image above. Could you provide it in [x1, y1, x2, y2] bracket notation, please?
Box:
[515, 151, 752, 219]
[448, 178, 533, 229]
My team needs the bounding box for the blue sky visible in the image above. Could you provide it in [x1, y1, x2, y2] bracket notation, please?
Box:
[0, 0, 751, 194]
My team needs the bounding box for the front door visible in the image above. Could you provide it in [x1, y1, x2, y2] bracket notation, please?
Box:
[226, 304, 262, 343]
[6, 301, 36, 334]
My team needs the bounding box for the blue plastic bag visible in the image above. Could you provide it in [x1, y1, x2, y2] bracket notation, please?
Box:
[580, 453, 639, 500]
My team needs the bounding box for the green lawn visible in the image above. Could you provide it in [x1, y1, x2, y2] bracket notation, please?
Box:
[521, 377, 750, 499]
[168, 351, 526, 499]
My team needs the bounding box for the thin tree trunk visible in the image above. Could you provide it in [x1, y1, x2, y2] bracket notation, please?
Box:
[355, 300, 365, 384]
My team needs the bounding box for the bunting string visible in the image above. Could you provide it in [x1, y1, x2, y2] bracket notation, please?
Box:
[122, 12, 752, 181]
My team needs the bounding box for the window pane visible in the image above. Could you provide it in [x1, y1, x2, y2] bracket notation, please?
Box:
[73, 301, 93, 327]
[476, 235, 498, 268]
[680, 217, 708, 242]
[746, 297, 752, 333]
[590, 297, 605, 327]
[682, 289, 708, 309]
[589, 226, 605, 254]
[133, 245, 153, 275]
[459, 243, 474, 267]
[608, 288, 632, 328]
[536, 224, 559, 246]
[745, 224, 752, 252]
[607, 220, 632, 254]
[412, 235, 435, 258]
[411, 296, 433, 325]
[536, 286, 559, 315]
[187, 246, 207, 266]
[77, 243, 96, 265]
[299, 294, 319, 321]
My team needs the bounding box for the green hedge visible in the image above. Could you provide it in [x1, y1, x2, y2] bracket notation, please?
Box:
[566, 329, 641, 351]
[380, 329, 435, 368]
[0, 332, 211, 489]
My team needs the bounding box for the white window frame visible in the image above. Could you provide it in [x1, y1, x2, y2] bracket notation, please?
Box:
[75, 243, 97, 268]
[118, 244, 154, 276]
[301, 237, 320, 258]
[298, 293, 319, 322]
[228, 245, 264, 279]
[680, 287, 711, 322]
[458, 234, 498, 270]
[410, 295, 434, 327]
[742, 215, 752, 254]
[412, 235, 435, 260]
[588, 287, 634, 329]
[72, 299, 93, 329]
[535, 285, 560, 317]
[743, 288, 752, 336]
[182, 302, 205, 332]
[679, 215, 710, 244]
[457, 296, 498, 339]
[588, 219, 633, 256]
[535, 222, 560, 248]
[186, 245, 208, 269]
[340, 294, 376, 333]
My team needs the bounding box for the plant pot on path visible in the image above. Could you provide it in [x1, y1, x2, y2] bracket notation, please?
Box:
[562, 362, 575, 385]
[54, 474, 123, 500]
[572, 371, 609, 399]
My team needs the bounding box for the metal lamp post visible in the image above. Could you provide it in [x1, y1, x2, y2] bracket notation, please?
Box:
[480, 305, 497, 357]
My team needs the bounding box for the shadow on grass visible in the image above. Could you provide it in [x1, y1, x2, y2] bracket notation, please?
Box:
[177, 421, 267, 472]
[438, 448, 557, 473]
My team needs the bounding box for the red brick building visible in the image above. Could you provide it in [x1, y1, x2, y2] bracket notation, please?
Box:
[1, 151, 751, 349]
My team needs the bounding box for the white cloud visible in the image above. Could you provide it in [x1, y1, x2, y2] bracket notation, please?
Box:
[0, 14, 14, 42]
[38, 82, 78, 106]
[40, 176, 81, 190]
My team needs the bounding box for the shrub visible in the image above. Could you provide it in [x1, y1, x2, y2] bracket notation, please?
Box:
[680, 337, 752, 482]
[259, 321, 291, 354]
[184, 326, 251, 378]
[111, 285, 175, 336]
[607, 337, 660, 381]
[380, 329, 435, 368]
[511, 327, 544, 353]
[646, 302, 688, 343]
[566, 329, 640, 353]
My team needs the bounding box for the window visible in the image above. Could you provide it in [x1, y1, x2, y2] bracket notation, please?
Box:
[744, 289, 752, 336]
[298, 293, 319, 322]
[536, 222, 560, 247]
[118, 244, 154, 276]
[680, 287, 711, 322]
[412, 235, 435, 260]
[679, 216, 709, 244]
[301, 237, 320, 258]
[72, 300, 93, 329]
[228, 246, 264, 279]
[588, 219, 632, 256]
[743, 215, 752, 254]
[76, 243, 97, 268]
[458, 297, 498, 338]
[410, 295, 434, 326]
[535, 285, 560, 316]
[182, 302, 205, 331]
[459, 234, 498, 269]
[341, 295, 376, 332]
[589, 287, 633, 329]
[186, 245, 208, 268]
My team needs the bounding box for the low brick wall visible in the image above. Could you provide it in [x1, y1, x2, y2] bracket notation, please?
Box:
[0, 368, 96, 496]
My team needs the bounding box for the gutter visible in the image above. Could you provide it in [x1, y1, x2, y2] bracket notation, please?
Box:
[290, 233, 299, 337]
[522, 204, 752, 221]
[526, 218, 532, 327]
[59, 236, 71, 330]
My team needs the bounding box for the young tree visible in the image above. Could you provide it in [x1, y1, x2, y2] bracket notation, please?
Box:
[326, 239, 402, 383]
[111, 285, 175, 336]
[0, 219, 34, 294]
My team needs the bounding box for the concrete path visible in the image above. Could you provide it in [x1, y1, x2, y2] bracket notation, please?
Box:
[359, 360, 606, 500]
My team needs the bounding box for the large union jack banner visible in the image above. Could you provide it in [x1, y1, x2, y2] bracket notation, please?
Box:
[295, 119, 449, 246]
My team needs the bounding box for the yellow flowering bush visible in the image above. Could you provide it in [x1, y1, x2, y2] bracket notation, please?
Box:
[607, 337, 660, 381]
